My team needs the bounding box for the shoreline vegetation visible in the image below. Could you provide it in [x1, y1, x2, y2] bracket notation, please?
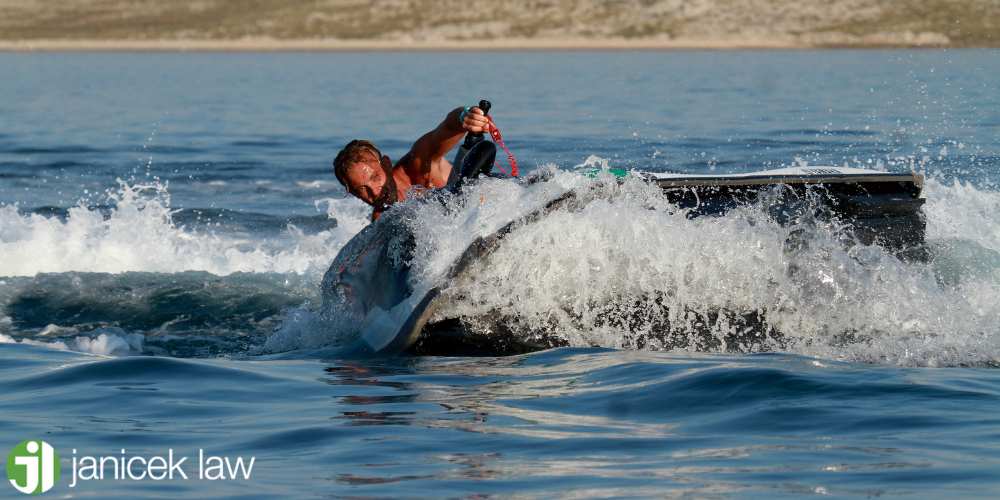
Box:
[0, 0, 996, 51]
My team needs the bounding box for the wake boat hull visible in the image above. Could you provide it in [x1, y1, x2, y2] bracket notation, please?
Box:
[645, 167, 926, 259]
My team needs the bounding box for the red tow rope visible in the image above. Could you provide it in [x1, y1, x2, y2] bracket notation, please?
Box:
[485, 117, 519, 177]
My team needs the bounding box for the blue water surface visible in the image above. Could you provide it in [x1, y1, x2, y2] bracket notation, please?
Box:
[1, 50, 999, 498]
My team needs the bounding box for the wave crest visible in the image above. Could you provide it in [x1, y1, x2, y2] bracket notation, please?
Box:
[0, 181, 369, 277]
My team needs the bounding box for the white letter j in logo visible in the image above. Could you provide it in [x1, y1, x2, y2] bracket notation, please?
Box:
[8, 440, 59, 495]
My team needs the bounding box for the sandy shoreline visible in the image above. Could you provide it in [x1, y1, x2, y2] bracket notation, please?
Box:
[0, 37, 964, 52]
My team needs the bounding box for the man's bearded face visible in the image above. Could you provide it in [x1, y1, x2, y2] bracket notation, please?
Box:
[344, 152, 397, 211]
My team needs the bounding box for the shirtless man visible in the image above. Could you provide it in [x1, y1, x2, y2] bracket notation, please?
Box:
[333, 106, 492, 221]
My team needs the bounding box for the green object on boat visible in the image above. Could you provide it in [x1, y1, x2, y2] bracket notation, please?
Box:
[583, 167, 629, 178]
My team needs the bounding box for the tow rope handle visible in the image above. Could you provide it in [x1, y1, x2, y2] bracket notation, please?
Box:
[467, 99, 519, 178]
[462, 99, 491, 147]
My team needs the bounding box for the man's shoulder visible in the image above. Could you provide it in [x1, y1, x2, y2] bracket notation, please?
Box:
[397, 147, 451, 189]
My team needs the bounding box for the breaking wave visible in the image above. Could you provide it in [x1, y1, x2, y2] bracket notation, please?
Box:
[0, 180, 369, 277]
[0, 180, 366, 356]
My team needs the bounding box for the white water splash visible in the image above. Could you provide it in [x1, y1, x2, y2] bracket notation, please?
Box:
[4, 168, 998, 367]
[0, 181, 370, 278]
[924, 178, 1000, 252]
[286, 165, 1000, 366]
[262, 166, 587, 353]
[0, 328, 144, 356]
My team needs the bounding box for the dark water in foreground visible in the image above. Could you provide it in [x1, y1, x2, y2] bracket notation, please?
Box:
[1, 51, 1000, 497]
[5, 347, 1000, 498]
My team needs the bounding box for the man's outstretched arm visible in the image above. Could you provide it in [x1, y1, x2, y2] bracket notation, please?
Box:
[404, 106, 491, 174]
